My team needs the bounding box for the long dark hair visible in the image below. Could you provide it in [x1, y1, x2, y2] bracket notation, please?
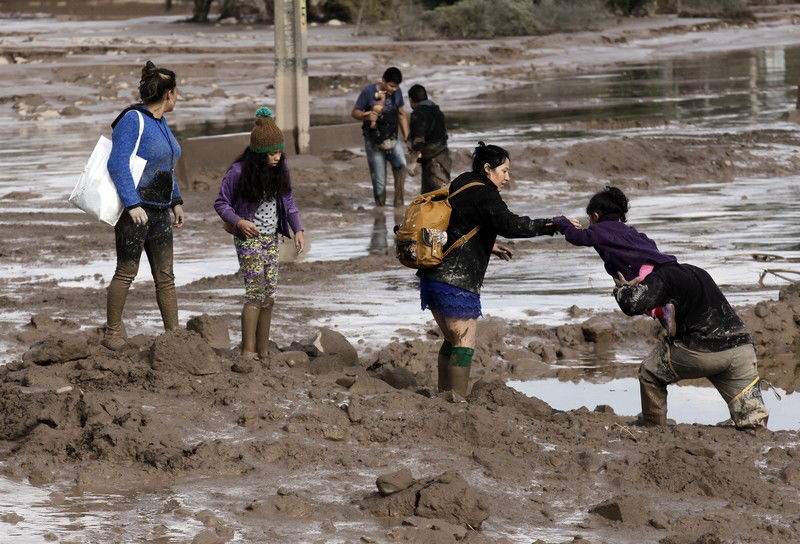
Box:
[586, 186, 629, 223]
[234, 148, 290, 203]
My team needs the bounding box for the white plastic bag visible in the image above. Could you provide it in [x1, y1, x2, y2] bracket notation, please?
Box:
[69, 110, 146, 226]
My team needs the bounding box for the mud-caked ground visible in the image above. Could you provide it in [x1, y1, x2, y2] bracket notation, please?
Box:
[2, 3, 800, 543]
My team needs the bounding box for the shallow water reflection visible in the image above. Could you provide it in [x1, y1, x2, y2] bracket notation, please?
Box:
[508, 377, 798, 431]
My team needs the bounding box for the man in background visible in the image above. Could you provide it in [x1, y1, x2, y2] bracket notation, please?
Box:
[351, 67, 409, 207]
[407, 84, 451, 194]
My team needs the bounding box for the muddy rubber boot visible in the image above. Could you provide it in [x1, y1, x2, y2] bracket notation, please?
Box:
[256, 298, 274, 360]
[374, 192, 386, 207]
[103, 280, 130, 351]
[447, 346, 474, 398]
[241, 303, 261, 358]
[448, 365, 471, 398]
[392, 167, 406, 208]
[639, 381, 668, 426]
[156, 285, 179, 331]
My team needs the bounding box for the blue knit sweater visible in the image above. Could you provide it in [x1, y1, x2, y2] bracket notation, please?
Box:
[107, 105, 183, 210]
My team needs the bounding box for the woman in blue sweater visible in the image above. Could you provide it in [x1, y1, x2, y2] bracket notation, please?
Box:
[103, 60, 185, 350]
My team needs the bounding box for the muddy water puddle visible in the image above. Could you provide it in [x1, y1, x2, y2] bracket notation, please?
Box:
[509, 377, 798, 431]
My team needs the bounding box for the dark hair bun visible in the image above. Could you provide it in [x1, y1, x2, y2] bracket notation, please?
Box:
[471, 141, 509, 174]
[141, 60, 158, 79]
[138, 60, 177, 105]
[604, 186, 629, 214]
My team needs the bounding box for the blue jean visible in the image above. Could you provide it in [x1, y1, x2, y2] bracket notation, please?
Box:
[364, 136, 406, 202]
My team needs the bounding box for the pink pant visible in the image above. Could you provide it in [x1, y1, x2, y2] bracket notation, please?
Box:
[638, 264, 658, 318]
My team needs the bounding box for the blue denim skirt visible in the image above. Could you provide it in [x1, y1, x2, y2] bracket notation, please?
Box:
[419, 277, 482, 319]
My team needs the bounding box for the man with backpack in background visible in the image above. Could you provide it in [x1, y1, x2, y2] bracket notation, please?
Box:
[407, 84, 451, 194]
[352, 67, 409, 207]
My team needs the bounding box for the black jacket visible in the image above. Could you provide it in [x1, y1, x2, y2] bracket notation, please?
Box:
[418, 171, 554, 293]
[408, 101, 448, 159]
[615, 262, 752, 352]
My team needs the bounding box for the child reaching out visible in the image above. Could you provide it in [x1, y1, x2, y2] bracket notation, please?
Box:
[369, 90, 386, 129]
[552, 186, 677, 336]
[214, 107, 306, 361]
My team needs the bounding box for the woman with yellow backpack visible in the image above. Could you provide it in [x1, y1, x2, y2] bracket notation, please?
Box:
[416, 142, 555, 397]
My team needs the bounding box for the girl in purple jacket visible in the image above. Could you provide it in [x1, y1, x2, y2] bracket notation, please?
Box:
[214, 108, 305, 360]
[553, 186, 677, 335]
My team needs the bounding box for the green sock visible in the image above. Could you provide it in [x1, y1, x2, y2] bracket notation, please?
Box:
[450, 346, 474, 368]
[439, 340, 453, 358]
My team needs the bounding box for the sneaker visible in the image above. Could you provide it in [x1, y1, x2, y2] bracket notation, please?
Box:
[657, 303, 676, 337]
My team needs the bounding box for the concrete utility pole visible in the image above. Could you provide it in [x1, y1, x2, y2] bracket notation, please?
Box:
[274, 0, 310, 154]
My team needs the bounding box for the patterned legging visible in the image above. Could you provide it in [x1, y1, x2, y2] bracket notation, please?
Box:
[235, 233, 279, 306]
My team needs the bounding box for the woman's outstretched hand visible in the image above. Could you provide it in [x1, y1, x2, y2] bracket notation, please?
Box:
[566, 217, 583, 229]
[492, 243, 514, 261]
[294, 230, 306, 255]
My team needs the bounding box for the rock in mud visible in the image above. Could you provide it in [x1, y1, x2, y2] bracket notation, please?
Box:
[581, 316, 614, 342]
[246, 491, 313, 519]
[365, 470, 489, 529]
[150, 330, 222, 376]
[467, 380, 552, 419]
[381, 366, 417, 389]
[186, 314, 230, 350]
[272, 350, 309, 367]
[377, 468, 414, 496]
[589, 495, 649, 525]
[22, 332, 90, 365]
[346, 398, 364, 423]
[312, 327, 358, 365]
[308, 353, 347, 374]
[1, 511, 24, 524]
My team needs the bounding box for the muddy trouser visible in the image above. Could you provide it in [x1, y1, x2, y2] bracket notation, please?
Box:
[639, 340, 769, 428]
[107, 207, 177, 331]
[420, 148, 452, 194]
[234, 232, 279, 307]
[364, 136, 406, 204]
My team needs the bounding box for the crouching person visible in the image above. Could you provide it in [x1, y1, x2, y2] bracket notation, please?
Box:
[614, 262, 768, 429]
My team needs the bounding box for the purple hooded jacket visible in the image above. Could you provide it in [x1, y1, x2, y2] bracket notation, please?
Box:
[552, 215, 676, 281]
[214, 161, 303, 240]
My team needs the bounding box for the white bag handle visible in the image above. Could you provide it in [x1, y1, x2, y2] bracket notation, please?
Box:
[130, 110, 145, 188]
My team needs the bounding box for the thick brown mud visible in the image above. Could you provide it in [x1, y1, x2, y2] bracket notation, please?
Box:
[2, 4, 800, 542]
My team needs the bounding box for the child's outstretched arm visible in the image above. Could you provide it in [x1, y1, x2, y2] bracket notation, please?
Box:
[552, 216, 603, 247]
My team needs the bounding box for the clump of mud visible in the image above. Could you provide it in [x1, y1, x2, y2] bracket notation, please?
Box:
[0, 307, 798, 542]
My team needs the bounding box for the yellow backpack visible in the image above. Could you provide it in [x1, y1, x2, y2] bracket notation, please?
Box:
[394, 182, 483, 269]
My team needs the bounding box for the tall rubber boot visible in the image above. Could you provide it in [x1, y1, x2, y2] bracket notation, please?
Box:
[103, 279, 130, 350]
[437, 341, 453, 392]
[155, 284, 179, 331]
[449, 365, 471, 398]
[448, 346, 474, 398]
[374, 191, 386, 207]
[640, 381, 668, 426]
[241, 303, 261, 358]
[392, 167, 406, 208]
[256, 298, 274, 360]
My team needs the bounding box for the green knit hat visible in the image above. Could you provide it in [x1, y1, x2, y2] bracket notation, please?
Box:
[249, 107, 284, 153]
